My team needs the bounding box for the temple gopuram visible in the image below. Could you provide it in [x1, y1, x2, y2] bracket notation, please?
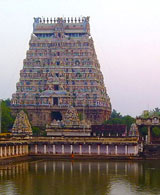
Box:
[11, 17, 111, 127]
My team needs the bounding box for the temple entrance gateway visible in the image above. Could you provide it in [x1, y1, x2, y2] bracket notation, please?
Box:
[10, 16, 112, 126]
[51, 112, 62, 121]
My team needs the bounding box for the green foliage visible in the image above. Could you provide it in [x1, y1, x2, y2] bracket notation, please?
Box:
[4, 99, 11, 106]
[104, 109, 135, 130]
[139, 126, 148, 136]
[32, 126, 46, 136]
[32, 126, 42, 136]
[1, 99, 14, 132]
[104, 118, 123, 125]
[152, 127, 160, 137]
[111, 109, 122, 119]
[141, 108, 160, 118]
[122, 115, 136, 130]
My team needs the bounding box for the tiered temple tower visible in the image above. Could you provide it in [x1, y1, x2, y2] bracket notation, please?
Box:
[11, 17, 111, 126]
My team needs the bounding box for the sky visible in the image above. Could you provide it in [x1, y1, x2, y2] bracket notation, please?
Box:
[0, 0, 160, 117]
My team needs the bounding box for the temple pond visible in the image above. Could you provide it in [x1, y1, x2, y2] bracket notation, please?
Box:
[0, 160, 160, 195]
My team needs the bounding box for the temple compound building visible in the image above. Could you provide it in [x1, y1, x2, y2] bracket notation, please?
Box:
[11, 17, 111, 127]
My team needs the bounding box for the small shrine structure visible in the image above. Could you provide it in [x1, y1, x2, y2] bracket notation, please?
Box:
[128, 123, 139, 137]
[12, 110, 33, 135]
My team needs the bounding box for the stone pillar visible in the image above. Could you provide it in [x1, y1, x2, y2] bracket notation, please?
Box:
[26, 145, 28, 154]
[22, 145, 24, 154]
[0, 147, 2, 157]
[6, 146, 9, 156]
[89, 145, 91, 155]
[134, 145, 137, 155]
[24, 145, 27, 154]
[147, 126, 151, 144]
[21, 145, 23, 154]
[106, 145, 108, 155]
[44, 145, 47, 154]
[16, 145, 19, 155]
[25, 145, 28, 154]
[24, 145, 26, 154]
[23, 145, 25, 154]
[4, 146, 7, 157]
[22, 145, 24, 155]
[35, 145, 38, 154]
[8, 146, 11, 156]
[21, 145, 23, 155]
[70, 145, 73, 154]
[79, 145, 82, 155]
[12, 146, 15, 155]
[53, 145, 55, 154]
[62, 144, 64, 154]
[115, 145, 117, 155]
[98, 145, 100, 155]
[125, 145, 128, 155]
[20, 145, 22, 155]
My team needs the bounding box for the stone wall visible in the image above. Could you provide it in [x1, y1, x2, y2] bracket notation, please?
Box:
[143, 145, 160, 159]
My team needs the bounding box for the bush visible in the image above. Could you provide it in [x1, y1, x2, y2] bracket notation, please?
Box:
[32, 126, 46, 136]
[152, 127, 160, 137]
[32, 126, 42, 136]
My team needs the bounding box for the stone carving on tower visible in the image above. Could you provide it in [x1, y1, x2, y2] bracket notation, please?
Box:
[63, 106, 80, 126]
[11, 16, 111, 127]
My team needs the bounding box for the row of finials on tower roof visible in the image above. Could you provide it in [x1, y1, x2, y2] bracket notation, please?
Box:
[34, 17, 90, 24]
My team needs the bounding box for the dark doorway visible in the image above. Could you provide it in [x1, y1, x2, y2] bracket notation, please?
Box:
[53, 97, 58, 105]
[51, 112, 62, 121]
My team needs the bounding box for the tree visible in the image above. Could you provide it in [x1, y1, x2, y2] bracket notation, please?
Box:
[153, 108, 160, 116]
[103, 109, 135, 131]
[139, 126, 148, 136]
[1, 99, 14, 132]
[121, 115, 135, 130]
[104, 118, 123, 125]
[110, 109, 122, 119]
[153, 107, 160, 113]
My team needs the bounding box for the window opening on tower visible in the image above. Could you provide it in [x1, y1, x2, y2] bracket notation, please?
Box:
[53, 97, 58, 105]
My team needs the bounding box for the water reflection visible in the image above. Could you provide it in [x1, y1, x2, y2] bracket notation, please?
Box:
[0, 160, 160, 195]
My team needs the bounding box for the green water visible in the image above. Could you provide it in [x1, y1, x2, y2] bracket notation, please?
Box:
[0, 160, 160, 195]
